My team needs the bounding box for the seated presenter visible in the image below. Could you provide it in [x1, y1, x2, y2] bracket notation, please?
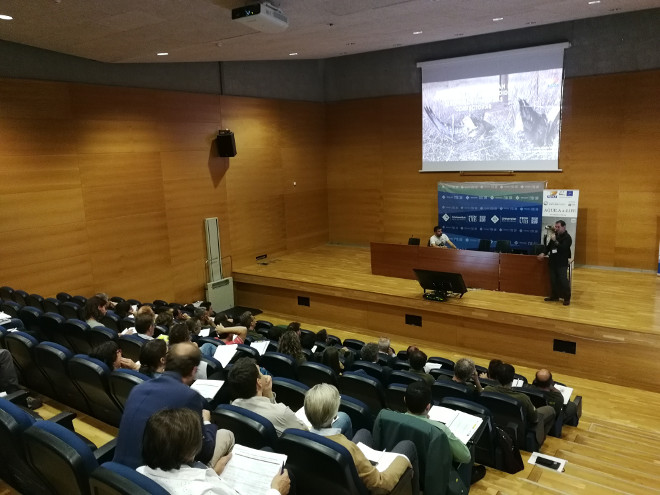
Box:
[429, 226, 457, 249]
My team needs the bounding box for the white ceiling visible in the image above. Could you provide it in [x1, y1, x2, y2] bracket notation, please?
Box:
[0, 0, 658, 63]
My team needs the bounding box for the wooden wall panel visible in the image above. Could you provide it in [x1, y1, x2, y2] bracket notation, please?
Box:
[326, 70, 660, 271]
[0, 78, 327, 302]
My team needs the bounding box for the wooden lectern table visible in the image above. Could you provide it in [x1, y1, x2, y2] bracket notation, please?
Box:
[370, 242, 554, 296]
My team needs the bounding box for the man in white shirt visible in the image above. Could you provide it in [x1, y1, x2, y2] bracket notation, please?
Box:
[429, 226, 457, 249]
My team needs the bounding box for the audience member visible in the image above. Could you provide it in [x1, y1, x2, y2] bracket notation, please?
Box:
[532, 368, 579, 425]
[238, 311, 263, 341]
[186, 317, 202, 343]
[138, 408, 291, 495]
[378, 337, 396, 366]
[114, 342, 231, 469]
[155, 311, 174, 332]
[407, 350, 434, 386]
[228, 357, 308, 435]
[139, 339, 168, 378]
[480, 359, 503, 381]
[0, 348, 21, 393]
[304, 384, 415, 494]
[322, 347, 344, 376]
[90, 341, 139, 371]
[114, 301, 134, 319]
[213, 314, 248, 344]
[405, 382, 485, 484]
[173, 307, 190, 321]
[277, 331, 306, 365]
[484, 363, 556, 444]
[84, 295, 107, 328]
[438, 358, 483, 395]
[169, 322, 191, 346]
[135, 313, 155, 340]
[360, 342, 392, 382]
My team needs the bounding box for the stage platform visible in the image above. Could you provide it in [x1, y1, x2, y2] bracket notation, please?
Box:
[232, 244, 660, 392]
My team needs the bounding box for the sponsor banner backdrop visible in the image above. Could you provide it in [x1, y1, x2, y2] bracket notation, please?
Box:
[437, 182, 545, 251]
[541, 189, 579, 260]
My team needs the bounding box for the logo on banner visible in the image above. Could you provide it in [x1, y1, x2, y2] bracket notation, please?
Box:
[442, 213, 450, 222]
[491, 215, 499, 224]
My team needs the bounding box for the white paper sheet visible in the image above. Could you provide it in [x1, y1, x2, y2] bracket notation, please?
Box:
[553, 384, 573, 405]
[214, 344, 238, 368]
[221, 444, 287, 494]
[356, 442, 408, 472]
[190, 379, 224, 399]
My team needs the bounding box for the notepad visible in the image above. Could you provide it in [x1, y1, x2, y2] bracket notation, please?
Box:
[424, 362, 443, 373]
[250, 340, 270, 356]
[190, 379, 224, 399]
[214, 344, 238, 368]
[428, 406, 483, 444]
[221, 444, 287, 494]
[553, 384, 573, 405]
[356, 442, 409, 472]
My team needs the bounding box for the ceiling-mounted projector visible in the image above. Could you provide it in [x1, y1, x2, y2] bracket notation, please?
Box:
[232, 3, 288, 33]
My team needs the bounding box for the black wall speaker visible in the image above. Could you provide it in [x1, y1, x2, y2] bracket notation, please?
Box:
[215, 130, 237, 157]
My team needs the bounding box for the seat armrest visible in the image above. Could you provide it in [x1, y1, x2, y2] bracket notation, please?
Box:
[94, 438, 118, 464]
[5, 389, 29, 406]
[49, 411, 77, 430]
[573, 396, 582, 418]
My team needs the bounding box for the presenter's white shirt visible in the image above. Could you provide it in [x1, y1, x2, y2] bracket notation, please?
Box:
[429, 233, 450, 247]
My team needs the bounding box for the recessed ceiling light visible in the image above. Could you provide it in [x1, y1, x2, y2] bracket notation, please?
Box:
[493, 17, 504, 22]
[157, 52, 168, 56]
[413, 30, 423, 35]
[588, 0, 600, 4]
[289, 52, 298, 56]
[0, 14, 13, 20]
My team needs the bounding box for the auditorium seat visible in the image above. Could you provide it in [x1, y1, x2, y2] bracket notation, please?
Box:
[59, 301, 82, 321]
[100, 313, 120, 332]
[37, 313, 69, 348]
[71, 295, 87, 307]
[152, 299, 168, 307]
[276, 429, 370, 495]
[386, 383, 408, 412]
[89, 461, 170, 495]
[339, 395, 373, 433]
[478, 239, 491, 251]
[43, 297, 61, 314]
[231, 344, 261, 364]
[126, 299, 141, 307]
[388, 370, 423, 386]
[427, 356, 455, 371]
[272, 377, 309, 411]
[297, 361, 338, 387]
[87, 326, 118, 349]
[338, 372, 386, 418]
[514, 386, 564, 438]
[200, 356, 224, 379]
[429, 368, 455, 381]
[118, 317, 135, 332]
[432, 381, 473, 403]
[1, 300, 21, 318]
[350, 360, 387, 383]
[61, 319, 92, 354]
[109, 296, 124, 304]
[12, 289, 29, 306]
[68, 355, 123, 427]
[56, 292, 73, 303]
[342, 338, 365, 352]
[478, 391, 538, 451]
[0, 398, 56, 494]
[33, 342, 90, 413]
[109, 369, 150, 410]
[495, 239, 512, 253]
[25, 294, 45, 312]
[260, 352, 296, 379]
[438, 397, 502, 470]
[326, 334, 342, 346]
[23, 420, 116, 495]
[5, 331, 55, 398]
[0, 286, 14, 301]
[393, 360, 411, 371]
[17, 306, 44, 336]
[212, 404, 278, 450]
[117, 335, 144, 362]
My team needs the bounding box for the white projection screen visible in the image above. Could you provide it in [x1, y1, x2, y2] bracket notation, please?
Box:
[418, 43, 570, 172]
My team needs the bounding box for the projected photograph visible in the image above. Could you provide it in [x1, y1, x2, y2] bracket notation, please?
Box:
[422, 69, 563, 166]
